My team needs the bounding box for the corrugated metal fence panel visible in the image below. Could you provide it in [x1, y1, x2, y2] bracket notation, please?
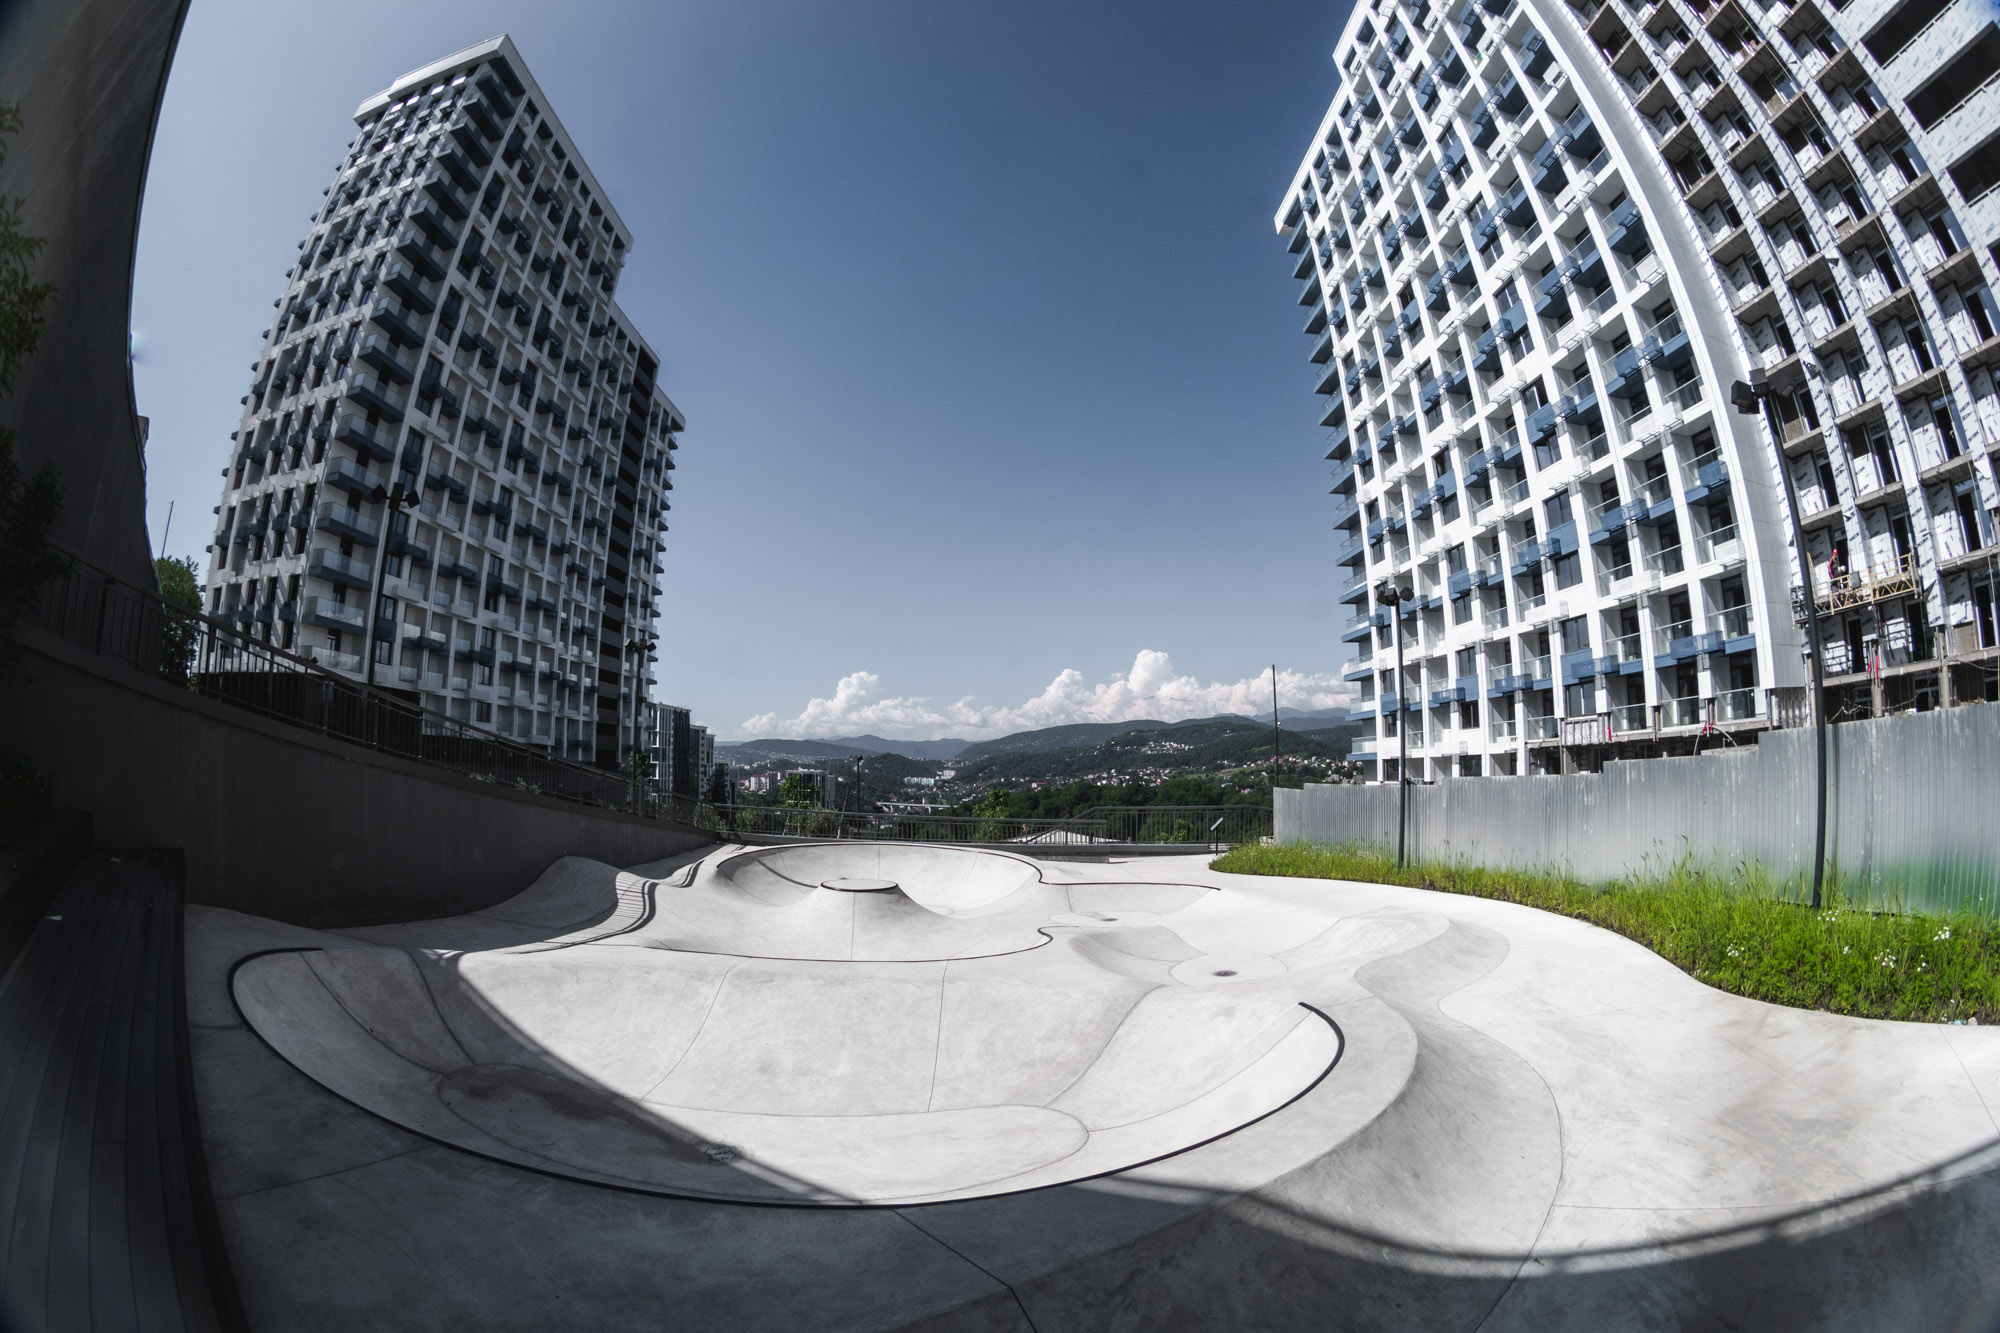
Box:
[1276, 707, 2000, 917]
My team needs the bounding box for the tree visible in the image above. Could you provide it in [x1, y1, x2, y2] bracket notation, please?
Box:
[626, 748, 654, 786]
[0, 101, 64, 670]
[776, 772, 818, 808]
[153, 555, 201, 685]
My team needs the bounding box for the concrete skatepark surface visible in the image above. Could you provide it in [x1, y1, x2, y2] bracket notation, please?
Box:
[226, 845, 1347, 1205]
[187, 844, 2000, 1330]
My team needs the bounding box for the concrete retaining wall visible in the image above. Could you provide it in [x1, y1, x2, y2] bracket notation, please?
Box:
[1277, 706, 2000, 915]
[0, 0, 189, 589]
[5, 629, 713, 928]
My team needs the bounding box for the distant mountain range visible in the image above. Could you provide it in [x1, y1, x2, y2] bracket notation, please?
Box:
[718, 709, 1356, 768]
[717, 734, 971, 765]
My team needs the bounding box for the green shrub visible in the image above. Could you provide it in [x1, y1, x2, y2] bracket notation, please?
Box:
[0, 754, 50, 850]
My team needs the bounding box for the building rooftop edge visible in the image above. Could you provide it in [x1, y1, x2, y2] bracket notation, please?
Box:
[351, 34, 633, 251]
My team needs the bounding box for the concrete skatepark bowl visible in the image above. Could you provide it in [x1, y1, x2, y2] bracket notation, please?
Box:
[226, 845, 1352, 1206]
[190, 844, 2000, 1330]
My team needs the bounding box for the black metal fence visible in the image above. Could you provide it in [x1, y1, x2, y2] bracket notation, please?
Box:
[708, 803, 1271, 849]
[1078, 805, 1274, 846]
[708, 806, 1111, 844]
[20, 552, 694, 818]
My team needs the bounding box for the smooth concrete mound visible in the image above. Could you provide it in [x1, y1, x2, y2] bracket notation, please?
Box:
[229, 844, 1371, 1206]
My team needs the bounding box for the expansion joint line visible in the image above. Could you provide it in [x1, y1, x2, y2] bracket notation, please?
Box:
[895, 1211, 1042, 1332]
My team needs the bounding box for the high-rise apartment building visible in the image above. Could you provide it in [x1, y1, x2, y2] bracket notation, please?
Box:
[207, 36, 682, 767]
[1277, 0, 2000, 781]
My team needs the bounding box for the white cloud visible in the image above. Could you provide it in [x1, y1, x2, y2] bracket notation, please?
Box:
[736, 651, 1356, 741]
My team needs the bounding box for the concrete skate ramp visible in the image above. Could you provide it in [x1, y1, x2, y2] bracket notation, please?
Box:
[232, 939, 1339, 1205]
[229, 843, 1358, 1205]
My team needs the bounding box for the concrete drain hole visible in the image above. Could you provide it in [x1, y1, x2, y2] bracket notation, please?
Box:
[701, 1142, 743, 1164]
[1213, 969, 1237, 977]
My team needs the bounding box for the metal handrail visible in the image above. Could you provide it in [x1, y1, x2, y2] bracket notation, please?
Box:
[707, 803, 1275, 848]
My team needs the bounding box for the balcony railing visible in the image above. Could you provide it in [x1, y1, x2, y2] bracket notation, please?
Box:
[1696, 523, 1742, 565]
[1659, 695, 1702, 728]
[1609, 703, 1651, 734]
[1709, 605, 1751, 639]
[1716, 688, 1761, 722]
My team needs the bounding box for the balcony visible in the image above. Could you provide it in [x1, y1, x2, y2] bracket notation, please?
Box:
[1682, 454, 1730, 504]
[394, 232, 446, 281]
[1524, 715, 1558, 741]
[369, 300, 426, 350]
[1708, 604, 1754, 651]
[1609, 703, 1651, 735]
[357, 333, 414, 384]
[1715, 688, 1762, 723]
[301, 644, 362, 675]
[1659, 696, 1703, 728]
[335, 414, 396, 464]
[321, 455, 387, 498]
[1557, 107, 1602, 159]
[381, 260, 436, 313]
[344, 369, 407, 422]
[316, 503, 380, 545]
[303, 596, 365, 633]
[298, 547, 372, 598]
[1606, 199, 1648, 254]
[1695, 522, 1742, 566]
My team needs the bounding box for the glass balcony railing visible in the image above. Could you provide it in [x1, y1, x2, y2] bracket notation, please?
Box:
[1504, 478, 1531, 506]
[1490, 716, 1519, 742]
[1525, 715, 1558, 739]
[1716, 688, 1761, 722]
[1526, 653, 1552, 681]
[1654, 619, 1693, 654]
[1645, 546, 1685, 577]
[1709, 605, 1751, 638]
[1483, 605, 1510, 630]
[1661, 695, 1703, 727]
[301, 644, 362, 674]
[1595, 563, 1635, 596]
[302, 596, 365, 633]
[1696, 524, 1741, 564]
[1610, 703, 1650, 733]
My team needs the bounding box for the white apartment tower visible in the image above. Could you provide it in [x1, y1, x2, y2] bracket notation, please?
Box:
[1277, 0, 2000, 781]
[207, 36, 682, 767]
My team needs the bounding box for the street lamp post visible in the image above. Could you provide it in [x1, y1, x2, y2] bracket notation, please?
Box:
[360, 476, 423, 692]
[625, 633, 659, 812]
[1731, 373, 1827, 910]
[1375, 580, 1413, 867]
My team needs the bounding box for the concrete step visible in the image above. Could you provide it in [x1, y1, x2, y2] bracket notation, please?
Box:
[0, 850, 242, 1331]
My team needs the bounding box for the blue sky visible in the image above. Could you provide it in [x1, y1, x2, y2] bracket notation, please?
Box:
[132, 0, 1357, 739]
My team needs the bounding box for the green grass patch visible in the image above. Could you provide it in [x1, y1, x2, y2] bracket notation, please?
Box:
[1212, 841, 2000, 1025]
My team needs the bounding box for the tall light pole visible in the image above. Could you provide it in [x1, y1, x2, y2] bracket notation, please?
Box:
[361, 474, 423, 691]
[1375, 580, 1412, 867]
[1731, 373, 1826, 910]
[1270, 663, 1281, 797]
